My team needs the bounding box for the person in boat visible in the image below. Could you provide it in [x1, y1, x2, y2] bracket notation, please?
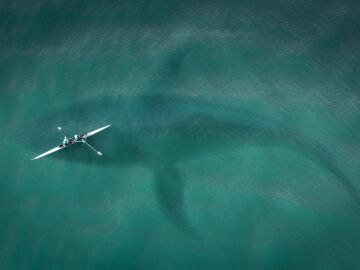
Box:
[62, 137, 73, 145]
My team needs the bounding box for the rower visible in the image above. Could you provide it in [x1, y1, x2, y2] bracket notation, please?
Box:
[59, 127, 70, 145]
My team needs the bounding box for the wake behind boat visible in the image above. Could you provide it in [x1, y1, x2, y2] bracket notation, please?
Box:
[31, 125, 111, 160]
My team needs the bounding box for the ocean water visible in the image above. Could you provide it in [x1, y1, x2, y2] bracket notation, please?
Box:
[1, 1, 360, 269]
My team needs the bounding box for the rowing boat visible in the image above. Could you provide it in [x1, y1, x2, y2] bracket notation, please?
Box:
[31, 125, 111, 160]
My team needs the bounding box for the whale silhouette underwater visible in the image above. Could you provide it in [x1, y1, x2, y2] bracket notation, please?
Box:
[26, 94, 358, 238]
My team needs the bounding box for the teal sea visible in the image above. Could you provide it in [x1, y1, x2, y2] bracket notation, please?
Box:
[1, 1, 360, 269]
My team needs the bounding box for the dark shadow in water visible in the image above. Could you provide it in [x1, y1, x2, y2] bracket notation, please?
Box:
[160, 113, 360, 204]
[154, 166, 201, 240]
[153, 44, 190, 90]
[291, 138, 360, 204]
[25, 95, 359, 239]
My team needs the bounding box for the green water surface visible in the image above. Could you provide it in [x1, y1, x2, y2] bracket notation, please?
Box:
[1, 1, 360, 269]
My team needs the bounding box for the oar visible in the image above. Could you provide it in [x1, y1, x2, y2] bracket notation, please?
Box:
[81, 140, 102, 156]
[57, 126, 69, 139]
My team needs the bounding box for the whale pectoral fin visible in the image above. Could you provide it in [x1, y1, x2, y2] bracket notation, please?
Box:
[154, 166, 201, 240]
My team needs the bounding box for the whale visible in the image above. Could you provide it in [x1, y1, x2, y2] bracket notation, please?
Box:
[23, 94, 359, 239]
